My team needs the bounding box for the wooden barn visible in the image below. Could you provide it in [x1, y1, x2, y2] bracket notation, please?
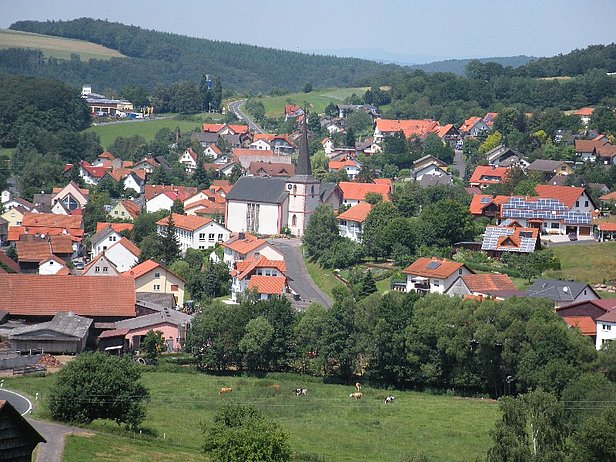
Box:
[9, 311, 92, 354]
[0, 400, 45, 461]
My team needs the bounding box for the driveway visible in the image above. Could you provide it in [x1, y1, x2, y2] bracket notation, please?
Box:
[452, 149, 465, 177]
[270, 238, 332, 308]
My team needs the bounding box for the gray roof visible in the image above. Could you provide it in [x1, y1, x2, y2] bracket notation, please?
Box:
[320, 182, 341, 202]
[90, 225, 117, 246]
[526, 279, 596, 303]
[527, 159, 566, 173]
[136, 293, 176, 309]
[115, 308, 192, 330]
[9, 312, 92, 340]
[226, 177, 289, 204]
[32, 193, 53, 207]
[413, 155, 447, 168]
[193, 132, 219, 144]
[481, 226, 537, 253]
[419, 174, 453, 188]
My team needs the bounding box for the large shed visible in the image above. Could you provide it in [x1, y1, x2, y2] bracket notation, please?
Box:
[0, 400, 46, 461]
[9, 311, 92, 354]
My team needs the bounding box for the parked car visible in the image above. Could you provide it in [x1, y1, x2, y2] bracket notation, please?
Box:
[568, 232, 578, 241]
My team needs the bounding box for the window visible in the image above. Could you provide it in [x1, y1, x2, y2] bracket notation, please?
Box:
[339, 219, 347, 226]
[293, 185, 297, 195]
[171, 284, 179, 291]
[208, 233, 215, 242]
[550, 223, 559, 229]
[575, 201, 579, 207]
[95, 267, 100, 273]
[584, 200, 589, 207]
[199, 245, 205, 249]
[265, 270, 271, 276]
[154, 272, 161, 278]
[218, 233, 223, 242]
[199, 233, 206, 240]
[292, 214, 297, 227]
[246, 203, 260, 233]
[604, 324, 612, 331]
[154, 284, 161, 291]
[458, 268, 463, 275]
[433, 280, 440, 287]
[110, 236, 116, 242]
[102, 267, 108, 273]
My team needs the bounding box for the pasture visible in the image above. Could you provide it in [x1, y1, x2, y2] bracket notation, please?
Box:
[5, 368, 499, 461]
[546, 241, 616, 285]
[0, 29, 125, 61]
[257, 87, 369, 117]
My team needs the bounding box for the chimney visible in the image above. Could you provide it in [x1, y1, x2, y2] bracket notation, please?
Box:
[239, 232, 245, 240]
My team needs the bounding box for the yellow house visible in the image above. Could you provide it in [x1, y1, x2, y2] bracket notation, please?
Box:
[124, 259, 186, 306]
[108, 200, 141, 222]
[1, 207, 25, 228]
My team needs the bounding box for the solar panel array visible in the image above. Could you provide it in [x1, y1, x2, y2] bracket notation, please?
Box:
[501, 197, 591, 225]
[426, 261, 442, 270]
[481, 227, 537, 253]
[480, 196, 492, 204]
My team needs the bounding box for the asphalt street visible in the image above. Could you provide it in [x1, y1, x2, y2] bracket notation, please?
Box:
[228, 99, 264, 134]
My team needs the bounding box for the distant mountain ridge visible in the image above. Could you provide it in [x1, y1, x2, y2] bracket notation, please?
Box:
[410, 56, 536, 75]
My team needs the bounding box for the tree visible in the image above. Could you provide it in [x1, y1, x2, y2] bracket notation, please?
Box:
[362, 201, 401, 260]
[83, 189, 110, 234]
[501, 250, 561, 283]
[171, 199, 184, 215]
[158, 214, 181, 265]
[303, 83, 313, 93]
[202, 404, 290, 462]
[239, 316, 275, 370]
[319, 292, 358, 381]
[48, 352, 149, 429]
[419, 199, 475, 247]
[346, 110, 373, 134]
[479, 131, 503, 155]
[212, 77, 223, 112]
[141, 330, 166, 361]
[569, 406, 616, 462]
[303, 204, 340, 260]
[359, 270, 377, 297]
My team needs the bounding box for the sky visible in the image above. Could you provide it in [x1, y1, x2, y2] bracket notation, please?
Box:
[2, 0, 616, 64]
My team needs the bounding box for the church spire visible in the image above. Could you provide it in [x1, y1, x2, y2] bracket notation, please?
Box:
[296, 110, 312, 176]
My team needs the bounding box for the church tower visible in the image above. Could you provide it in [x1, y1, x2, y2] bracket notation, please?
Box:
[286, 113, 320, 236]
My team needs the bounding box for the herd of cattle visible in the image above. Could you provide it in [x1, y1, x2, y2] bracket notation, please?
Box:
[219, 383, 395, 404]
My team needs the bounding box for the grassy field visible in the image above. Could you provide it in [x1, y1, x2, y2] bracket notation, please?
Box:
[5, 369, 499, 462]
[546, 242, 616, 285]
[257, 87, 369, 117]
[305, 259, 345, 298]
[0, 29, 125, 61]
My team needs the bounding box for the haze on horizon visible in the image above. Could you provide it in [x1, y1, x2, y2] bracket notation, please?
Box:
[2, 0, 616, 64]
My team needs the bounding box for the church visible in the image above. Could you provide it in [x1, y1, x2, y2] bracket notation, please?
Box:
[225, 117, 341, 236]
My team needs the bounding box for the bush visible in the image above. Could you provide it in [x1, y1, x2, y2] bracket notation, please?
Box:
[319, 238, 365, 269]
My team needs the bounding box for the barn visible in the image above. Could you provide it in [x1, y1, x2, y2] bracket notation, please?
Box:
[9, 312, 92, 354]
[0, 400, 46, 461]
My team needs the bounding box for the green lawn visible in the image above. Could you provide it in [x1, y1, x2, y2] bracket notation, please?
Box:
[305, 259, 345, 299]
[546, 242, 616, 285]
[257, 87, 369, 117]
[5, 370, 499, 462]
[0, 147, 14, 159]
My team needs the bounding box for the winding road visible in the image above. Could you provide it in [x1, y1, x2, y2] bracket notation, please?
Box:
[228, 99, 264, 134]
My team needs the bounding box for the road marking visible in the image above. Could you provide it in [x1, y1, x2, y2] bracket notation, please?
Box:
[1, 389, 33, 415]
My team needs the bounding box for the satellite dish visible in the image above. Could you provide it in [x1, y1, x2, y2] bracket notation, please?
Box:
[563, 286, 569, 293]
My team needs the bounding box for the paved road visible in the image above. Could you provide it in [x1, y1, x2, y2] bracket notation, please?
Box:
[452, 149, 466, 178]
[270, 238, 332, 308]
[0, 388, 32, 415]
[28, 418, 88, 462]
[228, 99, 264, 134]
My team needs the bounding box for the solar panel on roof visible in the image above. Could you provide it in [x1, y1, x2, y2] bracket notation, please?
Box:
[519, 231, 533, 238]
[426, 261, 441, 270]
[480, 197, 492, 204]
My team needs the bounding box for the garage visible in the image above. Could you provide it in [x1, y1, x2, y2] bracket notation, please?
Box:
[578, 226, 591, 236]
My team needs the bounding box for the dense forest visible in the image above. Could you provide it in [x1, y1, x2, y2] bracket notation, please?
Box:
[408, 55, 534, 75]
[4, 18, 395, 92]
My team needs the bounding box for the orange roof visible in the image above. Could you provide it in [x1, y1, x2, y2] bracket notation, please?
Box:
[460, 116, 483, 132]
[600, 192, 616, 201]
[403, 257, 469, 279]
[185, 199, 225, 214]
[253, 133, 276, 142]
[202, 123, 226, 133]
[108, 237, 141, 257]
[329, 159, 359, 170]
[105, 167, 132, 182]
[337, 202, 372, 223]
[598, 223, 616, 232]
[16, 239, 52, 262]
[125, 259, 160, 278]
[574, 107, 594, 116]
[597, 144, 616, 159]
[562, 316, 596, 336]
[205, 144, 222, 155]
[49, 235, 74, 254]
[373, 178, 393, 187]
[156, 213, 213, 232]
[232, 148, 274, 157]
[96, 222, 134, 233]
[375, 119, 440, 139]
[8, 226, 83, 242]
[534, 185, 586, 209]
[119, 200, 141, 219]
[228, 124, 249, 134]
[22, 213, 82, 230]
[434, 123, 456, 138]
[575, 138, 608, 152]
[483, 112, 498, 127]
[99, 151, 115, 160]
[469, 194, 496, 215]
[338, 182, 391, 202]
[469, 166, 509, 185]
[144, 185, 198, 201]
[222, 233, 267, 255]
[248, 275, 286, 295]
[460, 274, 517, 293]
[233, 256, 286, 280]
[0, 274, 136, 318]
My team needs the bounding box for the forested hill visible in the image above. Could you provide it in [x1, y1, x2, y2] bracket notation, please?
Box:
[410, 55, 534, 75]
[7, 18, 396, 92]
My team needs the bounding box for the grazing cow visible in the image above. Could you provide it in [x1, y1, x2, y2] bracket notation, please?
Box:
[349, 392, 363, 400]
[293, 388, 307, 397]
[355, 382, 362, 392]
[385, 395, 395, 404]
[219, 387, 233, 394]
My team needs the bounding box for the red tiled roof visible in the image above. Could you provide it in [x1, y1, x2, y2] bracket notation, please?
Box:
[248, 162, 295, 177]
[469, 195, 495, 215]
[228, 124, 249, 134]
[460, 274, 517, 293]
[16, 239, 52, 263]
[337, 202, 372, 223]
[329, 159, 359, 170]
[460, 116, 483, 132]
[600, 192, 616, 201]
[22, 213, 82, 230]
[534, 185, 586, 209]
[108, 237, 141, 257]
[124, 259, 186, 282]
[80, 162, 110, 179]
[575, 138, 608, 152]
[205, 144, 222, 155]
[597, 310, 616, 323]
[144, 185, 198, 202]
[483, 112, 498, 127]
[156, 213, 213, 232]
[248, 275, 286, 295]
[99, 151, 115, 160]
[222, 233, 266, 255]
[202, 123, 226, 133]
[96, 222, 134, 233]
[402, 257, 470, 279]
[0, 274, 136, 317]
[375, 119, 440, 139]
[49, 235, 73, 254]
[233, 256, 287, 280]
[185, 199, 225, 216]
[99, 328, 130, 339]
[562, 316, 596, 336]
[596, 144, 616, 159]
[598, 223, 616, 232]
[232, 148, 274, 157]
[373, 178, 393, 187]
[469, 166, 509, 185]
[574, 107, 594, 116]
[338, 182, 391, 202]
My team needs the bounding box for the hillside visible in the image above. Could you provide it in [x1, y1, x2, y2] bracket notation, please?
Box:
[411, 55, 535, 75]
[5, 18, 395, 93]
[0, 28, 125, 60]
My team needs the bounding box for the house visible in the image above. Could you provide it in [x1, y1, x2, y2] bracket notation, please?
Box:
[83, 252, 121, 276]
[107, 307, 192, 352]
[82, 85, 133, 115]
[481, 226, 540, 256]
[108, 200, 141, 221]
[446, 273, 518, 299]
[527, 159, 574, 180]
[597, 222, 616, 242]
[338, 181, 391, 206]
[9, 311, 92, 354]
[124, 259, 186, 307]
[556, 299, 616, 347]
[221, 232, 284, 265]
[402, 257, 473, 294]
[573, 107, 594, 126]
[485, 145, 526, 167]
[231, 148, 292, 170]
[77, 161, 111, 185]
[574, 136, 611, 162]
[1, 206, 27, 228]
[355, 137, 382, 156]
[373, 118, 441, 143]
[95, 222, 134, 234]
[156, 213, 230, 253]
[185, 199, 226, 221]
[459, 116, 489, 137]
[203, 143, 222, 158]
[15, 235, 74, 273]
[179, 147, 199, 173]
[412, 155, 449, 181]
[469, 165, 510, 189]
[90, 225, 122, 258]
[230, 256, 287, 302]
[133, 156, 161, 174]
[20, 213, 83, 241]
[322, 137, 335, 155]
[1, 196, 33, 213]
[434, 124, 462, 148]
[328, 158, 361, 179]
[419, 174, 453, 188]
[596, 310, 616, 349]
[38, 256, 70, 275]
[202, 123, 249, 136]
[249, 138, 272, 151]
[0, 400, 46, 461]
[145, 185, 198, 202]
[0, 273, 136, 322]
[146, 186, 198, 213]
[102, 237, 140, 272]
[337, 202, 372, 243]
[284, 104, 304, 121]
[483, 112, 498, 128]
[525, 279, 599, 308]
[51, 181, 89, 211]
[248, 161, 296, 178]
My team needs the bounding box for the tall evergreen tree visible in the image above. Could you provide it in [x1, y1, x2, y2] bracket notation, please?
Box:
[212, 77, 223, 112]
[158, 213, 181, 265]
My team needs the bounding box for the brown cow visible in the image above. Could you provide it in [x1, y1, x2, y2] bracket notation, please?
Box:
[349, 392, 363, 400]
[269, 384, 281, 391]
[355, 382, 362, 392]
[219, 387, 233, 394]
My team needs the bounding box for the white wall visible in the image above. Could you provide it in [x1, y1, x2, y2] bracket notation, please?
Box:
[146, 195, 174, 213]
[338, 220, 362, 242]
[406, 268, 472, 294]
[596, 321, 616, 350]
[105, 244, 138, 272]
[92, 231, 121, 257]
[39, 260, 65, 275]
[226, 201, 283, 235]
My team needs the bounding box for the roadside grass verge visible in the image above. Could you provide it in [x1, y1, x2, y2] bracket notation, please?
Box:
[6, 370, 498, 462]
[304, 259, 345, 299]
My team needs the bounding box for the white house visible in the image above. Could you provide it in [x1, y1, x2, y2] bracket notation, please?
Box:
[402, 257, 473, 294]
[338, 181, 391, 207]
[51, 181, 89, 211]
[412, 155, 449, 181]
[459, 116, 489, 137]
[221, 232, 284, 266]
[122, 171, 146, 195]
[146, 192, 179, 213]
[104, 237, 141, 272]
[328, 159, 361, 179]
[337, 202, 372, 243]
[82, 253, 121, 276]
[179, 148, 199, 173]
[230, 256, 287, 302]
[38, 256, 70, 275]
[322, 138, 334, 155]
[595, 310, 616, 350]
[156, 213, 230, 253]
[90, 225, 122, 258]
[249, 139, 272, 151]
